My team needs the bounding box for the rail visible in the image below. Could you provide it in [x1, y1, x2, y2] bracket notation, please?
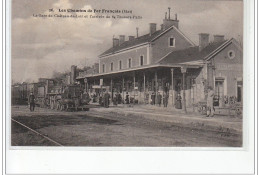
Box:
[11, 118, 63, 146]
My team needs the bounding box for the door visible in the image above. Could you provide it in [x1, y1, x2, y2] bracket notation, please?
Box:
[174, 78, 182, 107]
[215, 79, 224, 106]
[237, 81, 243, 102]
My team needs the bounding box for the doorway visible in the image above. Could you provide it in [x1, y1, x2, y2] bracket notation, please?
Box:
[237, 81, 243, 102]
[215, 78, 224, 106]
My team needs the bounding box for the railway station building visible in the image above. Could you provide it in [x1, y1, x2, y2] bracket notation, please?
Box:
[77, 10, 243, 112]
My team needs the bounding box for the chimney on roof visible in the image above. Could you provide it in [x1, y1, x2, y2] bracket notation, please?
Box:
[160, 24, 164, 31]
[199, 33, 209, 51]
[113, 37, 119, 47]
[119, 35, 125, 45]
[162, 8, 179, 30]
[136, 27, 139, 38]
[128, 36, 135, 41]
[149, 23, 157, 35]
[162, 18, 179, 29]
[168, 7, 171, 19]
[213, 35, 225, 42]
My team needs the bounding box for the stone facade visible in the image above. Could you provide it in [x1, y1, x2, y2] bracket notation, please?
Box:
[151, 28, 194, 63]
[99, 26, 194, 73]
[99, 45, 148, 73]
[78, 13, 243, 109]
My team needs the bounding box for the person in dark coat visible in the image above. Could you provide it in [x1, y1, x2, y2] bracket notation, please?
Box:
[104, 91, 110, 108]
[176, 93, 182, 109]
[113, 93, 118, 106]
[125, 92, 130, 104]
[28, 92, 35, 111]
[81, 90, 90, 105]
[207, 86, 215, 117]
[163, 92, 169, 107]
[151, 92, 155, 105]
[117, 93, 122, 104]
[157, 92, 162, 107]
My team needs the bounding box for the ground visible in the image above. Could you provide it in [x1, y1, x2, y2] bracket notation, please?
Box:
[11, 104, 242, 147]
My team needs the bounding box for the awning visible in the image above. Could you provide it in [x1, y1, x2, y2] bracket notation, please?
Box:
[76, 63, 203, 80]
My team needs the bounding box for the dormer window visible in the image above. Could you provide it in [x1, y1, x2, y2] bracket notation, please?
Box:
[169, 37, 175, 47]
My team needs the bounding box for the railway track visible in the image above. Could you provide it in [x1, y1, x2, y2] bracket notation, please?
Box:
[11, 118, 63, 146]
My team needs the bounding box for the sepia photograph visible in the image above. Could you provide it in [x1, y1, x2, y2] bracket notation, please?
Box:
[11, 0, 243, 147]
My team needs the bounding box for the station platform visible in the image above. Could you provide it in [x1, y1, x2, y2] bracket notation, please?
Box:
[90, 103, 243, 134]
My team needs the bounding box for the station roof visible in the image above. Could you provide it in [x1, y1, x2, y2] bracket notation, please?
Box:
[158, 39, 228, 65]
[99, 25, 195, 57]
[100, 30, 162, 57]
[158, 40, 230, 64]
[77, 38, 237, 80]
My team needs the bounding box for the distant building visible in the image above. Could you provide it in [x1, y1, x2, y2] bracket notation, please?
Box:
[78, 63, 100, 78]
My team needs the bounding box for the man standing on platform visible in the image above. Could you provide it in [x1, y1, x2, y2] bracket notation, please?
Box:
[151, 92, 155, 105]
[125, 92, 130, 104]
[28, 92, 35, 111]
[207, 86, 215, 117]
[104, 91, 110, 108]
[163, 92, 169, 107]
[157, 92, 162, 107]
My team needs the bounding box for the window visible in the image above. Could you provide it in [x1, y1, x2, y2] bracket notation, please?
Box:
[119, 60, 122, 70]
[102, 64, 105, 73]
[227, 50, 235, 59]
[110, 62, 113, 71]
[140, 55, 144, 66]
[169, 37, 175, 47]
[128, 58, 132, 68]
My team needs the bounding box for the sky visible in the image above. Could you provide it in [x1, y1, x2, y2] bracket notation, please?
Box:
[11, 0, 243, 83]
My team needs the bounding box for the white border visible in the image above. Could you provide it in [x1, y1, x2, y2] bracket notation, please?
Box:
[4, 0, 256, 174]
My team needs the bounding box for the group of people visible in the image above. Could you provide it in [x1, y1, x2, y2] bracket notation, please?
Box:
[27, 86, 215, 118]
[100, 91, 131, 107]
[150, 92, 169, 107]
[113, 92, 123, 105]
[149, 87, 215, 117]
